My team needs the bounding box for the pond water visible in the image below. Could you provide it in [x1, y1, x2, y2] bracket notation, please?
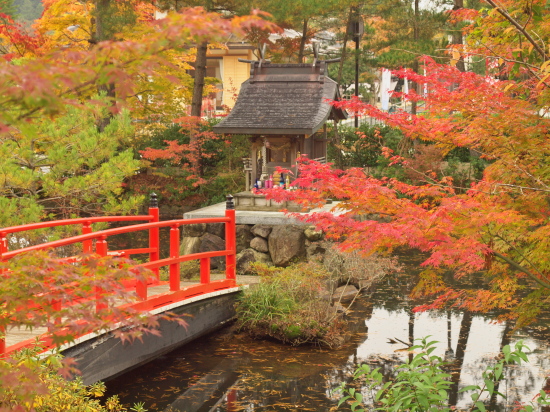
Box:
[104, 255, 550, 411]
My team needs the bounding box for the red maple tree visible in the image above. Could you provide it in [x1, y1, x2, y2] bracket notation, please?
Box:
[265, 0, 550, 327]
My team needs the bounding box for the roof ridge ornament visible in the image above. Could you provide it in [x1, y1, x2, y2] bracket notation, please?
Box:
[239, 43, 271, 83]
[312, 42, 319, 67]
[258, 43, 267, 69]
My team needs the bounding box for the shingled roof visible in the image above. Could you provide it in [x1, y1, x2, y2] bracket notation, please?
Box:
[213, 61, 347, 135]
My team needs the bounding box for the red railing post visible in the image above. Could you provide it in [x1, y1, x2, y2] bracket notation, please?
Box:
[82, 221, 92, 253]
[0, 232, 7, 276]
[0, 326, 5, 358]
[95, 235, 108, 256]
[225, 195, 236, 283]
[136, 278, 147, 300]
[0, 232, 6, 355]
[200, 257, 210, 284]
[95, 235, 108, 313]
[0, 231, 7, 258]
[170, 224, 180, 291]
[149, 193, 160, 280]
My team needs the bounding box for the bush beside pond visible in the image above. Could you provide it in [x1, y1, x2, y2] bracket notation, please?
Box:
[235, 262, 348, 348]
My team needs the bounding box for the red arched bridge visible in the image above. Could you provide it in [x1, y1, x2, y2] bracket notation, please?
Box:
[0, 193, 242, 384]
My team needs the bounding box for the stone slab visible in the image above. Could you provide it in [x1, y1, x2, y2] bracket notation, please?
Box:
[184, 197, 345, 226]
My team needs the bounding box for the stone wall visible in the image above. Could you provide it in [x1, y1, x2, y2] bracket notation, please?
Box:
[180, 223, 325, 274]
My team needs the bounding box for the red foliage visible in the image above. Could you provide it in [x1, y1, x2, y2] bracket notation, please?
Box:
[0, 13, 43, 59]
[263, 56, 550, 324]
[140, 116, 226, 185]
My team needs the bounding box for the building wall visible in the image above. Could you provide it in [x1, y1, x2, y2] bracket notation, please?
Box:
[221, 55, 251, 109]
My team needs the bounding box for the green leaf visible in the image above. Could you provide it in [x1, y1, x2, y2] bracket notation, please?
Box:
[426, 340, 439, 348]
[475, 401, 487, 412]
[502, 344, 511, 362]
[494, 363, 503, 381]
[460, 385, 481, 392]
[351, 400, 362, 410]
[493, 390, 506, 399]
[517, 351, 529, 363]
[338, 395, 350, 406]
[485, 379, 494, 395]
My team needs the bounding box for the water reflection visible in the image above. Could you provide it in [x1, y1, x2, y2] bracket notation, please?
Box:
[105, 260, 550, 411]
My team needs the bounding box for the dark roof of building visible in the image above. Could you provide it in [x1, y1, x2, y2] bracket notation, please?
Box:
[213, 61, 348, 135]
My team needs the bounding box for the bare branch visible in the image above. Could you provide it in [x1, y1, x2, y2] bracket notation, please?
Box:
[493, 250, 550, 289]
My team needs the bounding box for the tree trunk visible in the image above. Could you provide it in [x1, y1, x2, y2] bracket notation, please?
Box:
[411, 0, 420, 116]
[191, 41, 208, 118]
[189, 41, 208, 176]
[411, 60, 418, 116]
[94, 0, 115, 132]
[297, 18, 309, 63]
[94, 0, 111, 42]
[337, 7, 353, 85]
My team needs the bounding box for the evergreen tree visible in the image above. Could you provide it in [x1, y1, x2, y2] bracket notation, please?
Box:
[362, 0, 450, 115]
[0, 0, 17, 18]
[13, 0, 43, 22]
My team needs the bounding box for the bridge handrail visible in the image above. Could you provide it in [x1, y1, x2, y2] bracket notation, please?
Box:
[1, 217, 231, 261]
[0, 215, 156, 235]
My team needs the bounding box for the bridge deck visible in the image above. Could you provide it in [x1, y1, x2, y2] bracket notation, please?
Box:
[5, 274, 259, 349]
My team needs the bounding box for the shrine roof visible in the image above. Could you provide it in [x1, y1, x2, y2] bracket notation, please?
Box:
[213, 62, 348, 136]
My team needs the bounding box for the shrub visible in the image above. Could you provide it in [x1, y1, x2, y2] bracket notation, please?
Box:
[127, 119, 249, 208]
[0, 347, 145, 412]
[328, 124, 404, 169]
[235, 261, 347, 347]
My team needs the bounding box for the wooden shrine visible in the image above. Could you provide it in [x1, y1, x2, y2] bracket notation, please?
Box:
[213, 46, 347, 211]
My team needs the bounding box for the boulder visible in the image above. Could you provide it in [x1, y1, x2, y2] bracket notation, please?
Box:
[180, 236, 202, 256]
[236, 248, 272, 274]
[199, 233, 225, 269]
[250, 236, 269, 253]
[317, 288, 333, 302]
[332, 285, 360, 304]
[206, 223, 225, 239]
[251, 224, 272, 239]
[182, 223, 207, 238]
[306, 241, 327, 260]
[236, 225, 254, 253]
[304, 226, 323, 242]
[268, 225, 306, 267]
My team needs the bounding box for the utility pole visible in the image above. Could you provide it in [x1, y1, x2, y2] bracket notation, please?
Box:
[348, 6, 364, 128]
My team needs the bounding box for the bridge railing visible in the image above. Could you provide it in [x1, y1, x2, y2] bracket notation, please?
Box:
[0, 193, 237, 356]
[0, 193, 163, 269]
